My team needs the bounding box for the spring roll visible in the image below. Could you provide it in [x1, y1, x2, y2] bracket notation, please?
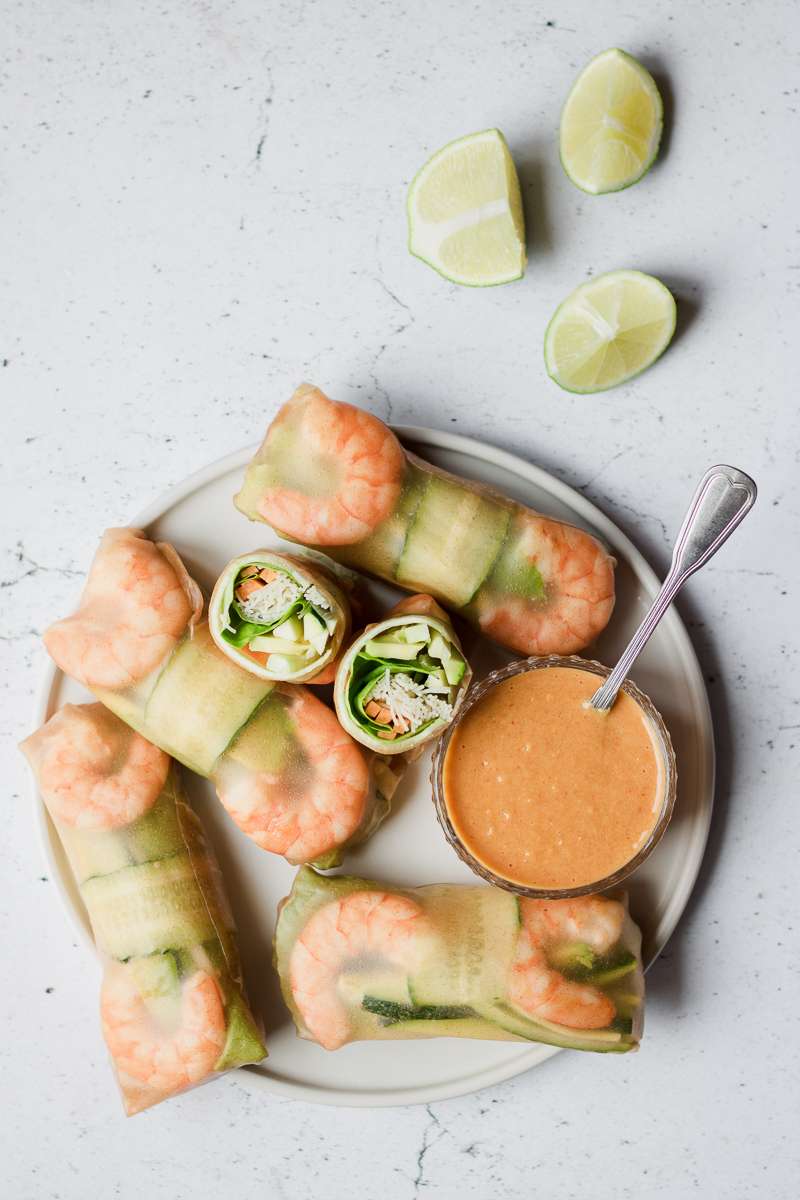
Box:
[276, 867, 644, 1053]
[334, 594, 471, 754]
[21, 704, 266, 1115]
[43, 528, 406, 866]
[209, 550, 350, 685]
[235, 384, 616, 657]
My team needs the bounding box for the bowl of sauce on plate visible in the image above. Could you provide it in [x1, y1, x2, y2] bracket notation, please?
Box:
[431, 656, 676, 897]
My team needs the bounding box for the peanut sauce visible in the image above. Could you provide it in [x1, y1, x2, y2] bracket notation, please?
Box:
[443, 666, 664, 890]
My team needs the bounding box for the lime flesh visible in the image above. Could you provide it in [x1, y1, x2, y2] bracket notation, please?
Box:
[560, 49, 663, 195]
[544, 270, 676, 393]
[407, 129, 526, 287]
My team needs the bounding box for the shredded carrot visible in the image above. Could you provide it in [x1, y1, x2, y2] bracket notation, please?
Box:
[237, 578, 264, 601]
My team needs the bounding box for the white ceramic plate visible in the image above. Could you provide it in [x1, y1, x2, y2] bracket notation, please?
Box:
[33, 428, 715, 1107]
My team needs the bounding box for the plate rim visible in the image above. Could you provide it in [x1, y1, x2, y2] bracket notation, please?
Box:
[31, 424, 715, 1108]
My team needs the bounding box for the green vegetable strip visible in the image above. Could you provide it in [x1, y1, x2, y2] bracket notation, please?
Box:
[361, 996, 475, 1024]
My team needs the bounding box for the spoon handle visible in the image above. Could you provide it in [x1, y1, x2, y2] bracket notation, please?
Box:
[589, 465, 757, 711]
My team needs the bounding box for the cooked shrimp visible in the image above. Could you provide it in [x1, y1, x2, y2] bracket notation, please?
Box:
[101, 963, 226, 1114]
[44, 528, 202, 691]
[389, 592, 450, 623]
[289, 891, 433, 1049]
[21, 703, 168, 831]
[216, 688, 370, 863]
[476, 515, 615, 655]
[255, 385, 405, 544]
[509, 896, 624, 1030]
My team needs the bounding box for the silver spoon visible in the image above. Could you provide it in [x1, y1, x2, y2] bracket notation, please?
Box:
[589, 464, 757, 712]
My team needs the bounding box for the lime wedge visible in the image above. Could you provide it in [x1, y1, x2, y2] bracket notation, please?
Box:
[544, 270, 676, 393]
[407, 129, 526, 287]
[560, 49, 663, 194]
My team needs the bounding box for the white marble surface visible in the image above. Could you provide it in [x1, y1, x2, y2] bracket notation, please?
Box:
[1, 0, 797, 1195]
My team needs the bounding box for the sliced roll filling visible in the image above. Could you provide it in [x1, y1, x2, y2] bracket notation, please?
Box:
[220, 561, 337, 676]
[349, 622, 466, 742]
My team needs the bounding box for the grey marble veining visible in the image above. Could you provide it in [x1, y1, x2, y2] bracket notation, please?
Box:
[1, 0, 797, 1196]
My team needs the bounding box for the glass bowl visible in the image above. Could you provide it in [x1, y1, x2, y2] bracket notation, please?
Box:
[430, 655, 677, 899]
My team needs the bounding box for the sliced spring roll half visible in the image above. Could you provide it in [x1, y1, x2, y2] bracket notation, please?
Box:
[235, 384, 616, 657]
[276, 867, 644, 1053]
[21, 704, 266, 1115]
[209, 550, 349, 685]
[334, 594, 471, 753]
[43, 528, 405, 866]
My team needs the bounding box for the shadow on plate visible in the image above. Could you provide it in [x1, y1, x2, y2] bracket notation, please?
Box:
[670, 587, 732, 920]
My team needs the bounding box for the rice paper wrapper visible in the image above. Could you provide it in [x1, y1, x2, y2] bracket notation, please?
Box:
[209, 549, 351, 685]
[234, 384, 616, 657]
[334, 593, 472, 755]
[21, 704, 266, 1116]
[42, 529, 404, 866]
[275, 866, 644, 1053]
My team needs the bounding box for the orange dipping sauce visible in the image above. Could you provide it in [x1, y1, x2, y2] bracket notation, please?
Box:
[442, 665, 666, 891]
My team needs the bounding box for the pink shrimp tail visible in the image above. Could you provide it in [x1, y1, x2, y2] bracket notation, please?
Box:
[43, 528, 202, 691]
